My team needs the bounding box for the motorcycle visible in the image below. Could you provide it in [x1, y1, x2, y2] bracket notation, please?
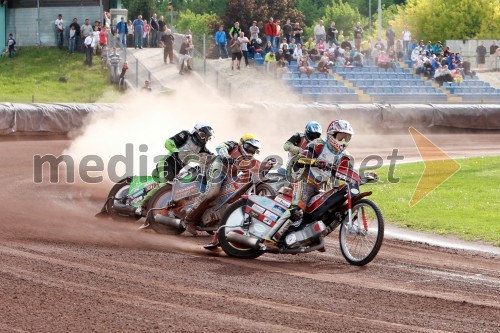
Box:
[216, 157, 384, 266]
[142, 156, 278, 235]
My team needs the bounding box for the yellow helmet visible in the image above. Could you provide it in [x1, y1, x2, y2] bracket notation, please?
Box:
[239, 133, 261, 156]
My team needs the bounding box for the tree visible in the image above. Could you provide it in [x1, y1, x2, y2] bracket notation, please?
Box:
[225, 0, 304, 33]
[176, 9, 222, 44]
[122, 0, 158, 21]
[322, 0, 362, 39]
[296, 0, 331, 26]
[394, 0, 500, 42]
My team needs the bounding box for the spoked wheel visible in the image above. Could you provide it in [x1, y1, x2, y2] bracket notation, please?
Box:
[339, 199, 384, 266]
[106, 182, 141, 222]
[218, 199, 263, 259]
[146, 184, 185, 235]
[255, 183, 277, 196]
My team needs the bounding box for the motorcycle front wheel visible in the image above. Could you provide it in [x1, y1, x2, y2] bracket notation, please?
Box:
[218, 199, 264, 259]
[339, 199, 384, 266]
[106, 181, 141, 222]
[255, 183, 277, 196]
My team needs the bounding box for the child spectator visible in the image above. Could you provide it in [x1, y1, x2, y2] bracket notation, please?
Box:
[119, 61, 128, 90]
[452, 68, 463, 85]
[8, 34, 16, 58]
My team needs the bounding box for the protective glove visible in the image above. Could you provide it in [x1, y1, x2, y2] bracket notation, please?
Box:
[290, 146, 302, 155]
[314, 159, 327, 170]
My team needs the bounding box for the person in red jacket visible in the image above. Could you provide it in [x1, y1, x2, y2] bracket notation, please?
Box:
[265, 17, 277, 48]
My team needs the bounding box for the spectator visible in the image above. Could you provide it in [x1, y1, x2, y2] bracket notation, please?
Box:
[289, 39, 297, 54]
[408, 38, 418, 56]
[317, 39, 326, 55]
[179, 36, 194, 74]
[314, 20, 326, 44]
[7, 34, 16, 59]
[337, 30, 344, 44]
[119, 61, 128, 90]
[230, 33, 242, 70]
[413, 56, 424, 75]
[84, 32, 95, 66]
[476, 41, 487, 69]
[385, 24, 395, 50]
[372, 44, 382, 65]
[327, 21, 339, 48]
[490, 46, 500, 69]
[293, 43, 303, 60]
[395, 39, 403, 61]
[317, 56, 331, 74]
[150, 13, 159, 47]
[304, 37, 315, 52]
[263, 40, 273, 57]
[239, 32, 250, 67]
[374, 38, 385, 51]
[433, 41, 444, 56]
[361, 37, 372, 58]
[282, 19, 292, 44]
[143, 19, 150, 48]
[282, 43, 292, 63]
[425, 41, 433, 55]
[264, 49, 276, 73]
[340, 36, 352, 51]
[377, 50, 395, 70]
[158, 16, 165, 47]
[55, 14, 64, 49]
[298, 54, 314, 75]
[126, 20, 134, 47]
[92, 27, 100, 56]
[103, 11, 111, 29]
[422, 57, 436, 78]
[249, 37, 263, 59]
[434, 65, 453, 86]
[451, 68, 463, 84]
[108, 47, 121, 83]
[68, 25, 76, 55]
[160, 27, 175, 64]
[309, 45, 320, 61]
[133, 15, 144, 49]
[279, 38, 288, 50]
[292, 22, 303, 45]
[249, 21, 259, 42]
[229, 22, 242, 39]
[353, 22, 363, 51]
[142, 80, 152, 92]
[275, 19, 282, 48]
[215, 25, 228, 59]
[265, 18, 277, 46]
[99, 27, 108, 53]
[411, 47, 421, 62]
[69, 18, 81, 52]
[402, 26, 411, 56]
[490, 41, 498, 56]
[81, 19, 93, 52]
[115, 17, 127, 48]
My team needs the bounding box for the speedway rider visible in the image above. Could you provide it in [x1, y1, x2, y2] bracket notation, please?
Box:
[267, 119, 354, 248]
[283, 121, 323, 157]
[184, 133, 274, 237]
[136, 122, 214, 217]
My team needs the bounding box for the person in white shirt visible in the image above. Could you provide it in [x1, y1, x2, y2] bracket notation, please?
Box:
[84, 33, 95, 66]
[55, 14, 64, 49]
[402, 26, 411, 56]
[293, 44, 303, 60]
[238, 32, 250, 67]
[313, 20, 326, 44]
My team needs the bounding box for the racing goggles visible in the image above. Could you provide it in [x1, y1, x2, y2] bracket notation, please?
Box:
[197, 130, 213, 141]
[243, 143, 260, 155]
[334, 132, 352, 144]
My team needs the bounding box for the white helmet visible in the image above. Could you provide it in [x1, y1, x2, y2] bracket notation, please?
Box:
[191, 122, 214, 145]
[326, 119, 354, 153]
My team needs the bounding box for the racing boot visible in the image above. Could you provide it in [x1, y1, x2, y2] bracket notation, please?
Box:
[135, 204, 147, 218]
[183, 196, 209, 236]
[271, 203, 305, 242]
[203, 232, 221, 251]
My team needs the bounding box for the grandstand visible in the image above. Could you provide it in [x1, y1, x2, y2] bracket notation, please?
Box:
[279, 59, 500, 103]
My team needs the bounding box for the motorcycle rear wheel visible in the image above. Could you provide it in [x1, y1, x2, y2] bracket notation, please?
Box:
[146, 183, 185, 235]
[106, 181, 141, 222]
[339, 199, 384, 266]
[218, 199, 264, 259]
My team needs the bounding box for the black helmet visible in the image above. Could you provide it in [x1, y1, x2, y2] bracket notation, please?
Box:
[192, 122, 214, 145]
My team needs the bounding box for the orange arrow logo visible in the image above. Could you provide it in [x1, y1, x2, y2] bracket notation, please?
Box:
[409, 127, 461, 207]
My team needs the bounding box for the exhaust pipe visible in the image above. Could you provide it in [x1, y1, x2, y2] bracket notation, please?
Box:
[112, 202, 137, 215]
[154, 214, 183, 229]
[226, 231, 261, 249]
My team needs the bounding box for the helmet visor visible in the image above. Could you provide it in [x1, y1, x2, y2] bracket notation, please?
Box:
[197, 129, 213, 141]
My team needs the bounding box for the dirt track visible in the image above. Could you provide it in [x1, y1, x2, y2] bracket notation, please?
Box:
[1, 135, 499, 333]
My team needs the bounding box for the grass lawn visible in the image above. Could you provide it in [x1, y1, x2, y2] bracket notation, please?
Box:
[363, 156, 500, 246]
[0, 46, 120, 103]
